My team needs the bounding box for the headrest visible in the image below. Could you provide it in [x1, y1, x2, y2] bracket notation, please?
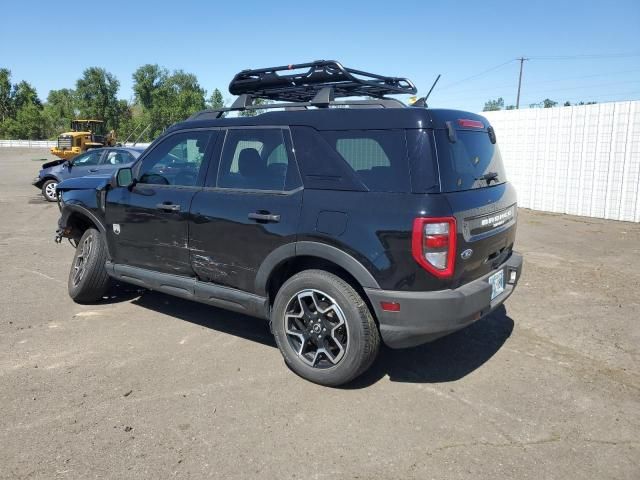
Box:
[238, 148, 265, 177]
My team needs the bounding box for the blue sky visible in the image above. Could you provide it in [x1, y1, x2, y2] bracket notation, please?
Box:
[1, 0, 639, 112]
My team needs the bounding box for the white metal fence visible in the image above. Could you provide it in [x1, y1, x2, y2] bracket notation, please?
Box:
[0, 139, 56, 148]
[0, 140, 151, 149]
[482, 101, 640, 222]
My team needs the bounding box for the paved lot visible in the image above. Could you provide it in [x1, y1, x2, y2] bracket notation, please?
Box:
[1, 148, 639, 479]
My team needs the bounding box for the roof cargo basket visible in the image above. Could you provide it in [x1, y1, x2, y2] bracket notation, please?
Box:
[188, 61, 418, 120]
[228, 60, 417, 102]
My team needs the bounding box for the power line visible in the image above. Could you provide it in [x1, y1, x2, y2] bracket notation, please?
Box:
[437, 53, 640, 94]
[529, 52, 640, 60]
[438, 59, 516, 91]
[438, 69, 640, 95]
[442, 80, 640, 101]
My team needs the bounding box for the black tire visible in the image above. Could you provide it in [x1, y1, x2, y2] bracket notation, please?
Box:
[272, 270, 380, 386]
[41, 179, 58, 202]
[68, 228, 111, 303]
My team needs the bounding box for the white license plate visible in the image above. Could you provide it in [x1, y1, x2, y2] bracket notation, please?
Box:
[488, 270, 505, 300]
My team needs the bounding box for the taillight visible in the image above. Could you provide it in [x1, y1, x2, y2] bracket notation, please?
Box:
[412, 217, 457, 278]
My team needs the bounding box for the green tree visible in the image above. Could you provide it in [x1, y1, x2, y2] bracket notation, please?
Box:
[132, 68, 205, 139]
[0, 76, 44, 139]
[208, 88, 224, 109]
[75, 67, 120, 130]
[43, 88, 77, 137]
[0, 68, 12, 121]
[483, 97, 504, 111]
[543, 98, 558, 108]
[12, 81, 41, 110]
[132, 64, 168, 110]
[2, 104, 44, 139]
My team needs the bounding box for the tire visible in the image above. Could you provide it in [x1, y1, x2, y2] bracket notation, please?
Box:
[272, 270, 380, 386]
[41, 179, 58, 202]
[67, 228, 111, 303]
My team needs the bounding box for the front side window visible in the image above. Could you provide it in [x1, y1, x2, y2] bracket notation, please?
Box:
[138, 131, 211, 186]
[73, 150, 102, 166]
[217, 129, 296, 191]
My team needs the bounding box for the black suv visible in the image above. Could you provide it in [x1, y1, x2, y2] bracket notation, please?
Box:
[55, 61, 522, 386]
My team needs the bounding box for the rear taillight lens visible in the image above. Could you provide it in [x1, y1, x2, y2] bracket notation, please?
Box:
[412, 217, 457, 278]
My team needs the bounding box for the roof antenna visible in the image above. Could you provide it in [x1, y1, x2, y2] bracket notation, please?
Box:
[412, 74, 441, 107]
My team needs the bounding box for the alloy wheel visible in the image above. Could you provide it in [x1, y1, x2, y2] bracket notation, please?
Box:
[44, 182, 58, 201]
[72, 235, 93, 286]
[284, 289, 349, 368]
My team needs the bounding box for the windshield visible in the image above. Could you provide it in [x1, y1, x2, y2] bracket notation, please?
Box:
[435, 129, 506, 192]
[71, 121, 104, 135]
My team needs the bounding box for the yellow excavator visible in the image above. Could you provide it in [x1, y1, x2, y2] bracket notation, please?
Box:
[50, 119, 116, 160]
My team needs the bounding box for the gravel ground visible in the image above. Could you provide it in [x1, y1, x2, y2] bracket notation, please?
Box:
[1, 148, 639, 479]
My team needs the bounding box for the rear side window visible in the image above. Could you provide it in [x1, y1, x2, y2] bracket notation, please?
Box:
[435, 129, 507, 192]
[321, 130, 409, 192]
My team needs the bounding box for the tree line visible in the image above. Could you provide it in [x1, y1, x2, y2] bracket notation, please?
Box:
[0, 66, 226, 141]
[483, 97, 597, 111]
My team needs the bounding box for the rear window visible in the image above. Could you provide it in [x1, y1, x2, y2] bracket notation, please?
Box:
[321, 130, 409, 192]
[435, 129, 507, 192]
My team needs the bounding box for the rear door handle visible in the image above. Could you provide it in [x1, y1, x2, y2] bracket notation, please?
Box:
[156, 203, 181, 212]
[248, 212, 280, 223]
[89, 168, 99, 172]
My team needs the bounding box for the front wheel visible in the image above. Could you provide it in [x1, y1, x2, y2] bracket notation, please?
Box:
[41, 179, 58, 202]
[68, 228, 111, 303]
[272, 270, 380, 386]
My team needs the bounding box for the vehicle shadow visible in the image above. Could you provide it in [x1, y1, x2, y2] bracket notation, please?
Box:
[346, 305, 514, 388]
[97, 282, 149, 304]
[127, 290, 513, 386]
[131, 290, 276, 348]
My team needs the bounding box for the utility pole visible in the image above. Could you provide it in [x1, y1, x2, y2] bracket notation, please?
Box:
[516, 57, 529, 109]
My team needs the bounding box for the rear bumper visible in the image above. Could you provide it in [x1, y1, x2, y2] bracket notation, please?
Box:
[365, 252, 523, 349]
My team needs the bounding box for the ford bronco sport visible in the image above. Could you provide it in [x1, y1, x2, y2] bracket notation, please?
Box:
[55, 61, 523, 386]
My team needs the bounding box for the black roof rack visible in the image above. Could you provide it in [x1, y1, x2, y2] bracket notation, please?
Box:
[228, 60, 417, 102]
[188, 95, 407, 121]
[187, 61, 419, 121]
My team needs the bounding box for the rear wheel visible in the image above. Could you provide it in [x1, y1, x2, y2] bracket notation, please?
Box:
[68, 228, 111, 303]
[272, 270, 380, 386]
[41, 179, 58, 202]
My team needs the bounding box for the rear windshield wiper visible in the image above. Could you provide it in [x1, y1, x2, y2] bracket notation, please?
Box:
[476, 171, 499, 184]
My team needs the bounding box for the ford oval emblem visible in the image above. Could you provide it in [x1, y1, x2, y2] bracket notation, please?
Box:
[461, 249, 473, 260]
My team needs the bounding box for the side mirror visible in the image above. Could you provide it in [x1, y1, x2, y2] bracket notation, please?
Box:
[116, 167, 134, 188]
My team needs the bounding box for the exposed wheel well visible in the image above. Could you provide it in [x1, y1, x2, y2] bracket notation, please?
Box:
[266, 255, 377, 322]
[65, 212, 99, 242]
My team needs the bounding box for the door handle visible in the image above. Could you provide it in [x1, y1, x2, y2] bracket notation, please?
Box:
[248, 212, 280, 223]
[89, 168, 99, 172]
[156, 203, 181, 212]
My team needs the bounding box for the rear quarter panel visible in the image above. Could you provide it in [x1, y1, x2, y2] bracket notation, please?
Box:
[298, 189, 456, 291]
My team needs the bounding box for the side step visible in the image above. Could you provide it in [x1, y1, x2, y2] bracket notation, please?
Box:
[106, 262, 269, 320]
